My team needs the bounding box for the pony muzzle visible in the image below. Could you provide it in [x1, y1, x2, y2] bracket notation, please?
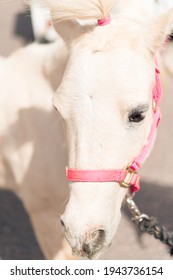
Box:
[61, 218, 107, 258]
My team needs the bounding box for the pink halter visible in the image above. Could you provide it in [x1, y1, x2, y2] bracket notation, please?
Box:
[66, 15, 162, 193]
[66, 64, 162, 193]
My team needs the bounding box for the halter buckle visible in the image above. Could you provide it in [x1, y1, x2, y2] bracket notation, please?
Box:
[120, 166, 136, 188]
[152, 100, 157, 113]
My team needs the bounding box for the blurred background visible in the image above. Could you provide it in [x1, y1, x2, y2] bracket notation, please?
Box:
[0, 0, 34, 56]
[0, 0, 43, 259]
[0, 0, 173, 260]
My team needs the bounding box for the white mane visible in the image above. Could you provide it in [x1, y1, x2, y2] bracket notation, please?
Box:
[30, 0, 117, 21]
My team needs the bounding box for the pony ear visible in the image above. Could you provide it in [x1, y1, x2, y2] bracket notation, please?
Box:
[53, 20, 83, 46]
[144, 8, 173, 56]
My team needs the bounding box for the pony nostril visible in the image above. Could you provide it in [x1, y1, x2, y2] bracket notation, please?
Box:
[82, 243, 92, 256]
[60, 218, 66, 229]
[82, 229, 106, 257]
[91, 229, 106, 242]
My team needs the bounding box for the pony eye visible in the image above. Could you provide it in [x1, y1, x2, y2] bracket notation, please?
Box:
[128, 104, 149, 123]
[128, 110, 145, 123]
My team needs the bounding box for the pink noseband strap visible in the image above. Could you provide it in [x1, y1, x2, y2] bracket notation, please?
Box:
[66, 62, 162, 194]
[67, 168, 140, 192]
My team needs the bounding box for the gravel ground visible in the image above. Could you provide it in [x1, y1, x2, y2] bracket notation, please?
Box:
[1, 0, 173, 260]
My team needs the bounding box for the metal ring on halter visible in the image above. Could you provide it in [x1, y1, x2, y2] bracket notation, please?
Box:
[120, 165, 136, 188]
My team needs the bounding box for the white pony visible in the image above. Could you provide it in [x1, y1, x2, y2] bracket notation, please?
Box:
[44, 0, 173, 258]
[0, 0, 173, 259]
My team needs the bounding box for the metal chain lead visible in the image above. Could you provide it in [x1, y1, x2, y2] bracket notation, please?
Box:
[125, 194, 150, 223]
[125, 193, 173, 256]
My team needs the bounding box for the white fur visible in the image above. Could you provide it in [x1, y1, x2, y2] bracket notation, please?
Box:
[30, 0, 117, 20]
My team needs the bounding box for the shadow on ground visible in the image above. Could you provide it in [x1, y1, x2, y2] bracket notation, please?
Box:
[0, 190, 44, 260]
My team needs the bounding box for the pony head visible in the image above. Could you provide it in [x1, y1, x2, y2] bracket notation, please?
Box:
[34, 0, 173, 258]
